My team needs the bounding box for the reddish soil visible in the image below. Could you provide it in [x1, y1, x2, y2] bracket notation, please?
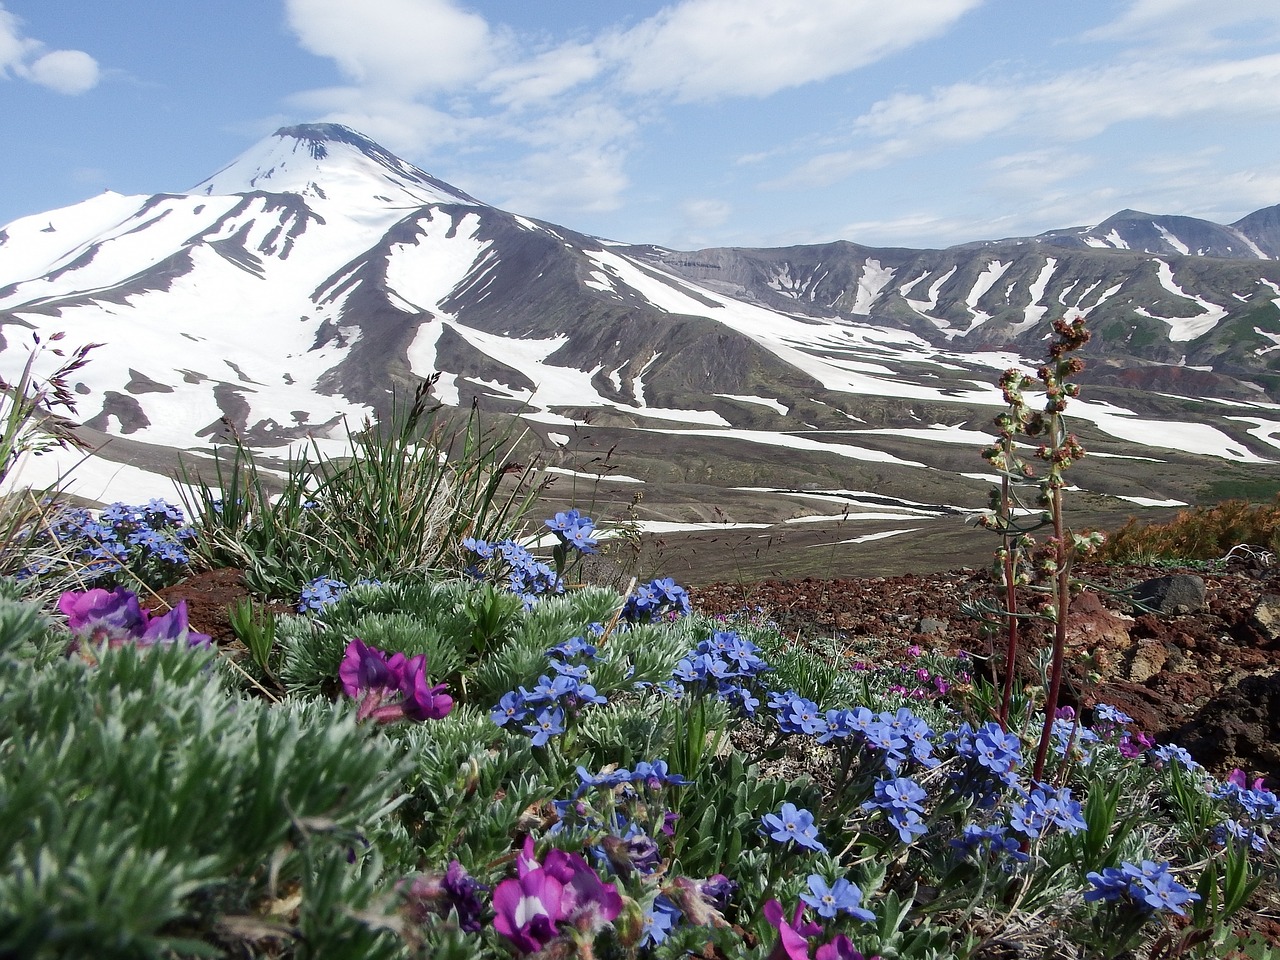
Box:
[692, 560, 1280, 786]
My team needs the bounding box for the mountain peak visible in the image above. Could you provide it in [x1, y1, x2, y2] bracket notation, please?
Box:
[187, 122, 481, 209]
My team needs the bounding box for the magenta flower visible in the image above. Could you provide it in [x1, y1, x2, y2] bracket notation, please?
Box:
[139, 601, 210, 646]
[58, 588, 210, 649]
[816, 935, 869, 960]
[762, 899, 823, 960]
[492, 837, 622, 954]
[1227, 767, 1267, 791]
[492, 868, 564, 953]
[399, 654, 454, 720]
[339, 638, 398, 697]
[339, 639, 452, 724]
[58, 587, 145, 643]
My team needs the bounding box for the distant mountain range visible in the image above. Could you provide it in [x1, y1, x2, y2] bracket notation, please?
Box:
[2, 122, 1278, 580]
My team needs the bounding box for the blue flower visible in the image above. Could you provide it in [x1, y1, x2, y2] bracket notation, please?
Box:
[490, 691, 528, 727]
[642, 895, 682, 946]
[800, 875, 875, 921]
[523, 707, 566, 746]
[761, 802, 826, 852]
[1085, 860, 1200, 916]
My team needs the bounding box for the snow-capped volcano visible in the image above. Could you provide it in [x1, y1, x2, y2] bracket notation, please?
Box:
[2, 123, 1280, 578]
[189, 123, 480, 210]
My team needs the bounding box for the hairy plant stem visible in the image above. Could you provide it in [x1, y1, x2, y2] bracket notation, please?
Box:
[1033, 481, 1070, 782]
[997, 464, 1020, 730]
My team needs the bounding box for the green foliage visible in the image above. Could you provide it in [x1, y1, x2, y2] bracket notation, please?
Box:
[0, 594, 410, 958]
[228, 595, 278, 677]
[181, 387, 545, 598]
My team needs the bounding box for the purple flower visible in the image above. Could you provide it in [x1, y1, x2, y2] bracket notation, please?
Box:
[59, 587, 146, 642]
[492, 869, 563, 953]
[493, 837, 622, 953]
[816, 935, 868, 960]
[762, 899, 823, 960]
[399, 654, 454, 720]
[339, 639, 452, 724]
[58, 588, 209, 649]
[401, 860, 489, 933]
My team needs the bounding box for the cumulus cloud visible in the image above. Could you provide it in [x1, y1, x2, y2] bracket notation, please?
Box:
[285, 0, 502, 94]
[1085, 0, 1280, 48]
[27, 49, 99, 94]
[0, 3, 100, 94]
[607, 0, 983, 102]
[773, 50, 1280, 191]
[280, 0, 985, 224]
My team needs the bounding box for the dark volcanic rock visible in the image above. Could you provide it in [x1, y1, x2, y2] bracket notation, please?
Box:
[1174, 673, 1280, 785]
[1130, 574, 1207, 615]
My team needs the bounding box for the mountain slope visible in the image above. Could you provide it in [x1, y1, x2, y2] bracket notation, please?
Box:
[2, 123, 1279, 578]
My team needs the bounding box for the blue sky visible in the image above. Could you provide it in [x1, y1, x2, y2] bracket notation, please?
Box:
[4, 0, 1280, 249]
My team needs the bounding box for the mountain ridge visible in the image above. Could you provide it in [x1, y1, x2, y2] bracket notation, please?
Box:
[1, 122, 1279, 579]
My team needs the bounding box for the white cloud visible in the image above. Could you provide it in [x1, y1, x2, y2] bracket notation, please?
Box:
[27, 49, 99, 95]
[285, 0, 502, 94]
[608, 0, 983, 102]
[0, 3, 99, 94]
[681, 198, 732, 229]
[482, 42, 603, 107]
[278, 0, 988, 231]
[1086, 0, 1280, 49]
[775, 51, 1280, 192]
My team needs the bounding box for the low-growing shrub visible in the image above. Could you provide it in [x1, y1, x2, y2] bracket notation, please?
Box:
[1097, 496, 1280, 565]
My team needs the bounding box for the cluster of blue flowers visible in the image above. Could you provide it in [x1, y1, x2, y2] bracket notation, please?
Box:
[667, 629, 770, 714]
[1007, 782, 1086, 838]
[298, 576, 350, 612]
[950, 823, 1029, 866]
[1085, 860, 1201, 916]
[27, 499, 195, 588]
[622, 577, 691, 623]
[1213, 775, 1279, 851]
[767, 696, 940, 773]
[296, 575, 382, 613]
[862, 775, 930, 843]
[544, 508, 599, 555]
[946, 720, 1024, 801]
[491, 629, 608, 745]
[463, 537, 562, 606]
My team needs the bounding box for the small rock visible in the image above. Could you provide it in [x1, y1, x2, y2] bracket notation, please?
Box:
[917, 617, 947, 636]
[1126, 638, 1169, 684]
[1252, 594, 1280, 642]
[1130, 574, 1207, 616]
[1066, 590, 1134, 660]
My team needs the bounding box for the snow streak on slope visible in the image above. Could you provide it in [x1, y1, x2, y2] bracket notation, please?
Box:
[1136, 260, 1228, 341]
[0, 191, 145, 283]
[851, 260, 894, 315]
[963, 260, 1011, 332]
[1018, 259, 1057, 330]
[386, 211, 491, 312]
